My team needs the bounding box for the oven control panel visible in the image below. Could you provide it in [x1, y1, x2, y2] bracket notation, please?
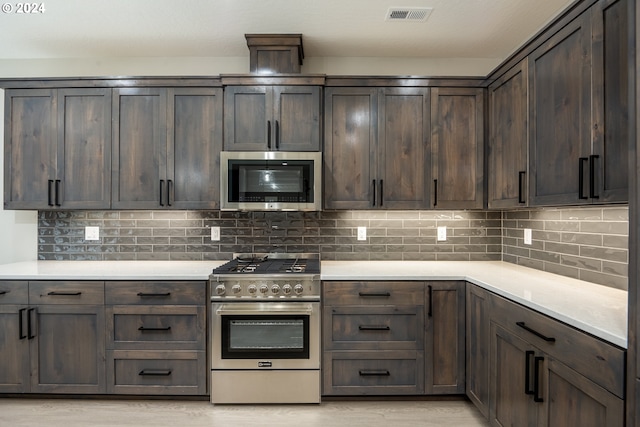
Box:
[210, 278, 320, 300]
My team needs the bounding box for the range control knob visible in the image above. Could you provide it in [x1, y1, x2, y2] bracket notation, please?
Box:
[247, 284, 257, 295]
[215, 284, 226, 296]
[259, 284, 269, 294]
[271, 284, 281, 295]
[293, 284, 304, 295]
[282, 284, 292, 295]
[231, 284, 242, 294]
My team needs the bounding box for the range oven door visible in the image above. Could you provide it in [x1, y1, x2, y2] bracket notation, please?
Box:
[211, 302, 320, 370]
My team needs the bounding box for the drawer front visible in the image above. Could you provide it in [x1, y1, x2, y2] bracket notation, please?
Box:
[323, 281, 424, 306]
[107, 350, 206, 395]
[106, 306, 205, 350]
[323, 350, 424, 395]
[29, 281, 105, 305]
[491, 292, 625, 398]
[105, 281, 206, 305]
[0, 281, 28, 305]
[323, 306, 424, 350]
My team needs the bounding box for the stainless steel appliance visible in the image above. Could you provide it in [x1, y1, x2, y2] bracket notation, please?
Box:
[220, 151, 322, 211]
[210, 253, 321, 404]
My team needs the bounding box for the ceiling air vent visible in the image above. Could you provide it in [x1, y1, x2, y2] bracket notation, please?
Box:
[385, 7, 432, 22]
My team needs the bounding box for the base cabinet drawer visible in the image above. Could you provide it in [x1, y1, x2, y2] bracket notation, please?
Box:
[107, 350, 206, 395]
[323, 351, 425, 395]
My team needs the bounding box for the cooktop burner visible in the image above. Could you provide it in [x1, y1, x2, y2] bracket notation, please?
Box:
[212, 254, 320, 275]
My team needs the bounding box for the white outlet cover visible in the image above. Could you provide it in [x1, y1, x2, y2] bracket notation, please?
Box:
[85, 226, 99, 241]
[437, 226, 447, 241]
[211, 226, 221, 241]
[524, 228, 533, 245]
[357, 226, 367, 241]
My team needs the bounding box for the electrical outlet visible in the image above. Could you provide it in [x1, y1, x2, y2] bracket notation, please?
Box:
[357, 226, 367, 241]
[211, 226, 221, 241]
[437, 226, 447, 241]
[84, 226, 100, 241]
[524, 228, 532, 245]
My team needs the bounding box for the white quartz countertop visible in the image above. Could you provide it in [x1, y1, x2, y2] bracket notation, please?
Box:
[0, 260, 628, 348]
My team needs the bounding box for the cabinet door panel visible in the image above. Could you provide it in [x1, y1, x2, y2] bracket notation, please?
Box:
[274, 86, 321, 151]
[466, 284, 490, 417]
[4, 89, 56, 209]
[112, 88, 166, 209]
[379, 88, 430, 209]
[58, 88, 112, 209]
[0, 305, 29, 392]
[224, 86, 269, 151]
[324, 88, 377, 209]
[529, 12, 592, 206]
[168, 88, 222, 209]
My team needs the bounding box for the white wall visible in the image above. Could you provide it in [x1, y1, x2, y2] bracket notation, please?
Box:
[0, 89, 38, 264]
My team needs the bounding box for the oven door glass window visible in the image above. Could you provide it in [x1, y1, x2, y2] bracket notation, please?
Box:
[221, 314, 310, 359]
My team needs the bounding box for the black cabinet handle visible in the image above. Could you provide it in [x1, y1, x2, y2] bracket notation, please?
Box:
[578, 157, 589, 199]
[534, 356, 544, 402]
[137, 292, 171, 297]
[48, 180, 54, 206]
[138, 326, 172, 332]
[275, 120, 280, 150]
[267, 120, 272, 150]
[139, 369, 172, 376]
[54, 180, 61, 206]
[589, 155, 599, 199]
[0, 290, 8, 295]
[27, 308, 36, 339]
[359, 370, 390, 376]
[433, 179, 438, 207]
[358, 325, 390, 331]
[518, 171, 526, 204]
[372, 179, 376, 206]
[167, 179, 173, 206]
[358, 292, 390, 297]
[47, 291, 82, 296]
[516, 321, 556, 342]
[428, 285, 433, 318]
[19, 308, 27, 340]
[159, 180, 165, 206]
[524, 350, 535, 395]
[379, 179, 384, 207]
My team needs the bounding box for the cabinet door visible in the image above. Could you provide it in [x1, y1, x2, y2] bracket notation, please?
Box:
[488, 60, 529, 208]
[30, 304, 106, 393]
[324, 87, 378, 209]
[529, 12, 592, 206]
[0, 305, 29, 392]
[57, 88, 112, 209]
[167, 88, 223, 209]
[591, 0, 630, 203]
[425, 281, 465, 394]
[378, 88, 431, 209]
[490, 323, 541, 427]
[544, 358, 623, 427]
[3, 89, 56, 209]
[273, 86, 321, 151]
[112, 88, 167, 209]
[223, 86, 270, 151]
[431, 87, 484, 209]
[466, 284, 490, 418]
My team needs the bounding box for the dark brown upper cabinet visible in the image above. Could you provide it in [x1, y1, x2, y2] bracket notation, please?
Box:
[324, 87, 431, 209]
[431, 87, 485, 209]
[4, 88, 112, 210]
[224, 85, 321, 151]
[488, 60, 529, 209]
[529, 0, 629, 206]
[112, 87, 223, 209]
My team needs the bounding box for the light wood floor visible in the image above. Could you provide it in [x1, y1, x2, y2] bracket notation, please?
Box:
[0, 398, 490, 427]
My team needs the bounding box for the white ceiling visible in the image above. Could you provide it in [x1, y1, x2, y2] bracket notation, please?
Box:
[1, 0, 574, 70]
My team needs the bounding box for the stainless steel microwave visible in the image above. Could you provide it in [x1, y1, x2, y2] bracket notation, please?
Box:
[220, 151, 322, 211]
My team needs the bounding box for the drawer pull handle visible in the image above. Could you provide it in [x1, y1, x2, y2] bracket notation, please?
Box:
[0, 290, 8, 295]
[358, 325, 390, 331]
[47, 291, 82, 296]
[358, 292, 391, 297]
[136, 292, 171, 297]
[516, 321, 556, 342]
[138, 326, 172, 332]
[138, 369, 172, 376]
[359, 370, 390, 376]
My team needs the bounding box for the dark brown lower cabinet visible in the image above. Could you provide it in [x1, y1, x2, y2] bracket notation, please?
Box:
[466, 283, 491, 417]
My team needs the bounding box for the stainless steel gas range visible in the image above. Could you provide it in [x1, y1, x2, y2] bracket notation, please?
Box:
[209, 253, 321, 404]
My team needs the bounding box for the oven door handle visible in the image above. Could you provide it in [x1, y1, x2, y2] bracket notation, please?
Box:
[215, 303, 315, 315]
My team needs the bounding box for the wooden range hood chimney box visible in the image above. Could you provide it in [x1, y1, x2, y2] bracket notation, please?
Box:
[245, 34, 304, 74]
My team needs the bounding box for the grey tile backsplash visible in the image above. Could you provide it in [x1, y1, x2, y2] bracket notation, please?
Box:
[38, 206, 629, 290]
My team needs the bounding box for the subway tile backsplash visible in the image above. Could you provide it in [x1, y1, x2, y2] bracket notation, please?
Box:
[37, 206, 629, 290]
